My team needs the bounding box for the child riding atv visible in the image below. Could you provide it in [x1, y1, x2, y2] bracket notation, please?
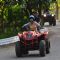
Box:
[22, 15, 41, 32]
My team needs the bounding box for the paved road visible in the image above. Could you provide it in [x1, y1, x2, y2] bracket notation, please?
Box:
[0, 21, 60, 60]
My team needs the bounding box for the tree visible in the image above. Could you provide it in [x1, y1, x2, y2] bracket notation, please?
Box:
[26, 0, 50, 16]
[0, 0, 54, 38]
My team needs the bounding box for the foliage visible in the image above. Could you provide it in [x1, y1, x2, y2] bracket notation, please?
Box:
[0, 0, 55, 39]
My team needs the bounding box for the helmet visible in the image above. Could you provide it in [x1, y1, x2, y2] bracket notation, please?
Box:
[29, 15, 35, 20]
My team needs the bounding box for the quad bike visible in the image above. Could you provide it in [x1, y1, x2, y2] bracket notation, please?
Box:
[15, 28, 50, 57]
[41, 13, 56, 26]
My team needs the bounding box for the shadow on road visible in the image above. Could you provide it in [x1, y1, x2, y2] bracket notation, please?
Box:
[11, 54, 46, 59]
[22, 54, 40, 57]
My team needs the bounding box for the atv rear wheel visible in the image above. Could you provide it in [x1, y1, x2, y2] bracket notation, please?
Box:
[39, 40, 46, 57]
[46, 40, 50, 54]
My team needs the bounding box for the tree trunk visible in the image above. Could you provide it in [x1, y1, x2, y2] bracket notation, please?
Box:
[55, 1, 58, 20]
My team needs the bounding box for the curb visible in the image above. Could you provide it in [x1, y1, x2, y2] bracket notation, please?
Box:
[0, 36, 19, 46]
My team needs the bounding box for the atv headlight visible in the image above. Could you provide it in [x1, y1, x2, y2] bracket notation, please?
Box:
[52, 14, 54, 16]
[44, 14, 46, 17]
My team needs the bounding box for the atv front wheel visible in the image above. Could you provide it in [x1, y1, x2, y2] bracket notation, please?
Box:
[15, 41, 22, 57]
[49, 22, 52, 26]
[53, 20, 56, 26]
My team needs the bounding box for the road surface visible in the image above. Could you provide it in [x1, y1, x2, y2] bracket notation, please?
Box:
[0, 21, 60, 60]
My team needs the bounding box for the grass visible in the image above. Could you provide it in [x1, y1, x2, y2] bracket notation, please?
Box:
[0, 32, 17, 39]
[0, 27, 19, 39]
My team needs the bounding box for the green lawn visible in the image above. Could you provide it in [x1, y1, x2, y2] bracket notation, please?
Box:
[0, 32, 17, 39]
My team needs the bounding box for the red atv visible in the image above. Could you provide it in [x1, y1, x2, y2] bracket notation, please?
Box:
[15, 28, 50, 57]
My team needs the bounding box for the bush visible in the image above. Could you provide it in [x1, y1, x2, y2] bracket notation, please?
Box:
[0, 2, 29, 39]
